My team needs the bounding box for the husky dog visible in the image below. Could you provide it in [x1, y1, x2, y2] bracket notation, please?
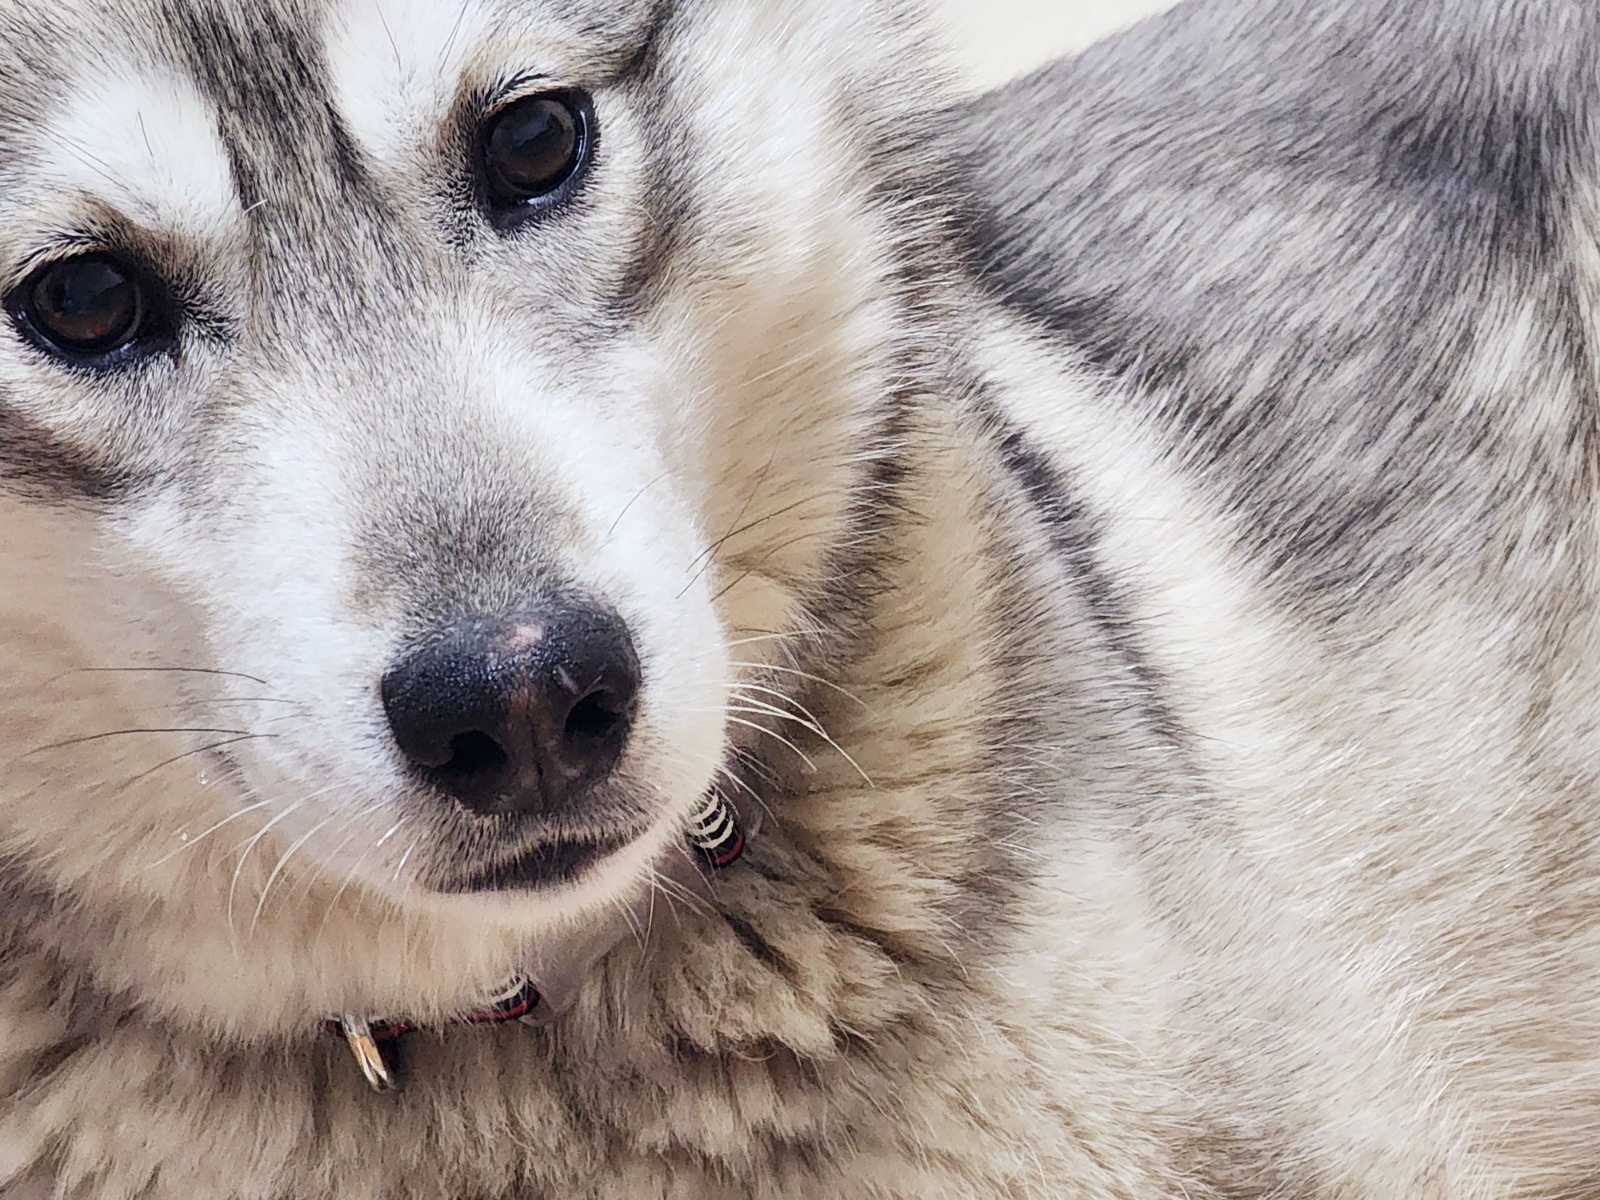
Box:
[4, 0, 1600, 1194]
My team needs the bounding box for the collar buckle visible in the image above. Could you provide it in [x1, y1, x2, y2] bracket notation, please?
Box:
[328, 797, 748, 1093]
[334, 1015, 400, 1093]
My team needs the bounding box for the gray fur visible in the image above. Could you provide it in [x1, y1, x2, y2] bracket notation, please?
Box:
[970, 0, 1600, 619]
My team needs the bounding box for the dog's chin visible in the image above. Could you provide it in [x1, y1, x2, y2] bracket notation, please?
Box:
[432, 829, 642, 894]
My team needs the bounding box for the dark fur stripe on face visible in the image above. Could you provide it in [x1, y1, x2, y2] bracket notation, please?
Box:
[600, 3, 692, 320]
[0, 401, 138, 502]
[157, 0, 378, 204]
[152, 0, 409, 320]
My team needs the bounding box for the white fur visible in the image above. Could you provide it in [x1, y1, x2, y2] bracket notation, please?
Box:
[40, 67, 238, 235]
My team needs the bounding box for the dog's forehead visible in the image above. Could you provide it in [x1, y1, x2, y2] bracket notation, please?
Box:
[4, 0, 662, 87]
[0, 4, 235, 247]
[322, 0, 663, 164]
[0, 0, 663, 243]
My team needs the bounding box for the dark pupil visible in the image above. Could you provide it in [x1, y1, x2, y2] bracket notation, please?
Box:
[485, 97, 579, 198]
[31, 259, 140, 351]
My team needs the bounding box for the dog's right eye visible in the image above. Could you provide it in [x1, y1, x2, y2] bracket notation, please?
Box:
[7, 254, 174, 368]
[478, 91, 594, 228]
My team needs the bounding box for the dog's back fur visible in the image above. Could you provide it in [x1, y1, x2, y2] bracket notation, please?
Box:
[4, 0, 1600, 1196]
[965, 1, 1600, 1192]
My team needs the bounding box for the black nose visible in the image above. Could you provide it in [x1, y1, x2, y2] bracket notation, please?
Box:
[381, 602, 641, 818]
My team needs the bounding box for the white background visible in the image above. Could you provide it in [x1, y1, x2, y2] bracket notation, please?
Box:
[933, 0, 1179, 87]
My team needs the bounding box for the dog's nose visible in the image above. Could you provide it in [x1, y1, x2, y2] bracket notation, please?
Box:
[381, 602, 641, 818]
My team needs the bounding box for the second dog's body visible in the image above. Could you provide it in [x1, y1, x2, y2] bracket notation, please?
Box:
[2, 0, 1598, 1196]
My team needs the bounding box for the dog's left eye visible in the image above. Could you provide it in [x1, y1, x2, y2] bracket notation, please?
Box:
[478, 90, 594, 225]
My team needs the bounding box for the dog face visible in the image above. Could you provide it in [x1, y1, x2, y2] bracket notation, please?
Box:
[0, 0, 937, 1001]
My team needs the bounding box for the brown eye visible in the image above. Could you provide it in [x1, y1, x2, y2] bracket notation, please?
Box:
[479, 91, 593, 220]
[9, 254, 173, 365]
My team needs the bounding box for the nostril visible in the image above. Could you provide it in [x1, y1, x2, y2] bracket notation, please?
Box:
[438, 730, 509, 781]
[564, 690, 626, 744]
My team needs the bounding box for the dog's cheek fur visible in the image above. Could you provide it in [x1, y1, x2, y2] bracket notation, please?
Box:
[634, 0, 955, 660]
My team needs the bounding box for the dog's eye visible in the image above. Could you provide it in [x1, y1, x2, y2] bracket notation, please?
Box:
[9, 254, 173, 366]
[479, 91, 593, 222]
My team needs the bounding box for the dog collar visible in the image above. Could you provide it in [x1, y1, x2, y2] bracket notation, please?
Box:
[328, 792, 746, 1092]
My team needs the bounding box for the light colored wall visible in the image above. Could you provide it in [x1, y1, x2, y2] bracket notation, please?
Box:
[933, 0, 1181, 89]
